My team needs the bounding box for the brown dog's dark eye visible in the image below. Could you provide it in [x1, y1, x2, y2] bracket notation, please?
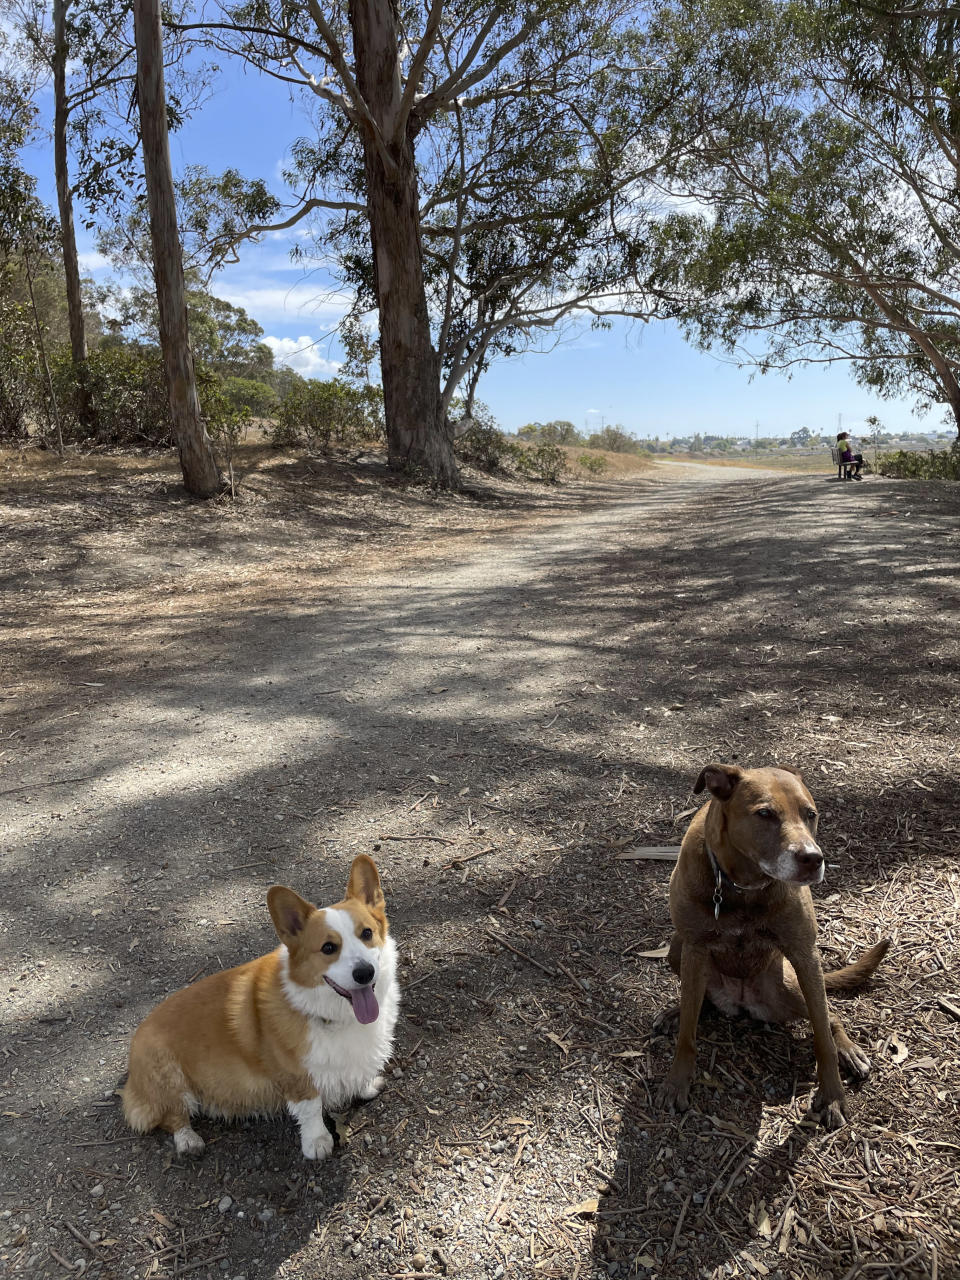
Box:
[757, 808, 778, 820]
[360, 927, 373, 942]
[321, 941, 339, 955]
[804, 809, 818, 823]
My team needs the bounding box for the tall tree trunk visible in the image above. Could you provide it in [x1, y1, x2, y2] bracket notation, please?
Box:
[53, 0, 95, 434]
[348, 0, 459, 488]
[133, 0, 221, 497]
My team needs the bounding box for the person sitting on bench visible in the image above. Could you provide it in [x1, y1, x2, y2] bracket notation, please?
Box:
[837, 431, 864, 479]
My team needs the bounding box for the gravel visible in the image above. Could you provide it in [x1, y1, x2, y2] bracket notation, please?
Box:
[1, 450, 958, 1279]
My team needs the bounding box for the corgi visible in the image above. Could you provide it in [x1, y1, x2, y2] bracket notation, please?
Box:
[121, 854, 399, 1160]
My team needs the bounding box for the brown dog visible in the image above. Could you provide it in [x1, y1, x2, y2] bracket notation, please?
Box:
[657, 763, 889, 1128]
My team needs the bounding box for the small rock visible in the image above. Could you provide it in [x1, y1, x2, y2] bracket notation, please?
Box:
[89, 1185, 104, 1199]
[218, 1196, 233, 1214]
[411, 1253, 427, 1271]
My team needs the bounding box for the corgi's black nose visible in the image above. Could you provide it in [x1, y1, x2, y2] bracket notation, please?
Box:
[352, 962, 375, 986]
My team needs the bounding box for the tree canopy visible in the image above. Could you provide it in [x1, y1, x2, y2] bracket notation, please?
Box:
[633, 0, 960, 432]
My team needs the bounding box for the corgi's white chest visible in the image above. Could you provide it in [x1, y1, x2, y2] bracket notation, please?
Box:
[280, 938, 400, 1109]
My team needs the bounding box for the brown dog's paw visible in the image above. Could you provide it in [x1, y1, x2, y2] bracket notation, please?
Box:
[651, 1003, 680, 1033]
[811, 1091, 848, 1130]
[656, 1072, 693, 1114]
[837, 1041, 871, 1079]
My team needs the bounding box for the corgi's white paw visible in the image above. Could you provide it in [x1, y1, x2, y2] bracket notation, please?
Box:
[173, 1126, 205, 1156]
[359, 1074, 386, 1101]
[300, 1124, 335, 1161]
[287, 1098, 333, 1161]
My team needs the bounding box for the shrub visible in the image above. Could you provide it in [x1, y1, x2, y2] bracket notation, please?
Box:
[875, 443, 960, 481]
[515, 441, 568, 483]
[578, 452, 608, 475]
[455, 421, 521, 472]
[221, 376, 278, 419]
[53, 343, 171, 446]
[0, 322, 40, 441]
[196, 366, 253, 463]
[586, 424, 643, 454]
[271, 377, 383, 449]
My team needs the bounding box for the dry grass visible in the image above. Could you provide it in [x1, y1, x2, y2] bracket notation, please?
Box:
[561, 445, 654, 477]
[669, 453, 834, 474]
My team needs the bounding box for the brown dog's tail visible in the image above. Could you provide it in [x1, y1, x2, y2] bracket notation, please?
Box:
[823, 939, 891, 990]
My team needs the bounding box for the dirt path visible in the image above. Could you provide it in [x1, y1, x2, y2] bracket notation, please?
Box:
[2, 459, 959, 1280]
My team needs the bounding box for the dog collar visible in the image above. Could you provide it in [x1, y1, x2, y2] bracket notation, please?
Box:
[706, 843, 768, 919]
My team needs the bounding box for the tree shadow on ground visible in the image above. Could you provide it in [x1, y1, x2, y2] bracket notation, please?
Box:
[2, 468, 958, 1278]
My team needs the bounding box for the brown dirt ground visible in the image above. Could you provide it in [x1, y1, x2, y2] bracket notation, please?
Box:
[1, 444, 959, 1280]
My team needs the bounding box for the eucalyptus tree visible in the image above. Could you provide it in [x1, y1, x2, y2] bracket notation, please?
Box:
[638, 0, 960, 432]
[178, 0, 674, 486]
[134, 0, 221, 496]
[0, 63, 63, 444]
[11, 0, 136, 430]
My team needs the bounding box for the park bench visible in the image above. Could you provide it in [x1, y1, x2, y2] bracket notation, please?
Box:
[830, 445, 854, 480]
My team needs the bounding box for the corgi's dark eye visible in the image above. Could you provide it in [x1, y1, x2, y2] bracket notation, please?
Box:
[757, 808, 778, 820]
[321, 941, 338, 955]
[360, 927, 374, 942]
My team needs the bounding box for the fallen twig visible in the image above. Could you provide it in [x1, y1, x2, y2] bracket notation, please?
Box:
[440, 845, 496, 871]
[614, 846, 681, 861]
[484, 930, 556, 977]
[380, 834, 455, 845]
[0, 774, 99, 797]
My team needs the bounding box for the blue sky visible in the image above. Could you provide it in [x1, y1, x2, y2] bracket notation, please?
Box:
[23, 50, 945, 441]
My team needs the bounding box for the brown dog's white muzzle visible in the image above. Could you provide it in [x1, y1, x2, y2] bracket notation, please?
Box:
[788, 843, 824, 883]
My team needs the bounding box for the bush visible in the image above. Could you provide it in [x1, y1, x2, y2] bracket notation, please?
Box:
[221, 376, 278, 419]
[53, 344, 171, 446]
[455, 421, 521, 472]
[586, 424, 643, 454]
[875, 443, 960, 481]
[196, 366, 254, 462]
[0, 330, 39, 441]
[578, 452, 608, 475]
[271, 377, 383, 449]
[515, 441, 568, 483]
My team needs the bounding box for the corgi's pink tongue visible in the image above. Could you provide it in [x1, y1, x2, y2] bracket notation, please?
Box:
[350, 986, 379, 1024]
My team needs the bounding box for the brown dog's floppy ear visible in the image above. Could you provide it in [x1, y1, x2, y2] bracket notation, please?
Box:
[693, 763, 743, 801]
[267, 885, 315, 945]
[346, 854, 385, 910]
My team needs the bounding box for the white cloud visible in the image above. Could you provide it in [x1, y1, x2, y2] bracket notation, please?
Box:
[78, 251, 112, 274]
[215, 283, 351, 327]
[265, 335, 341, 379]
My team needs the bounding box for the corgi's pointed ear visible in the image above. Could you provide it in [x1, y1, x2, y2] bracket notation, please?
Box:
[267, 886, 315, 945]
[346, 854, 385, 910]
[694, 763, 743, 802]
